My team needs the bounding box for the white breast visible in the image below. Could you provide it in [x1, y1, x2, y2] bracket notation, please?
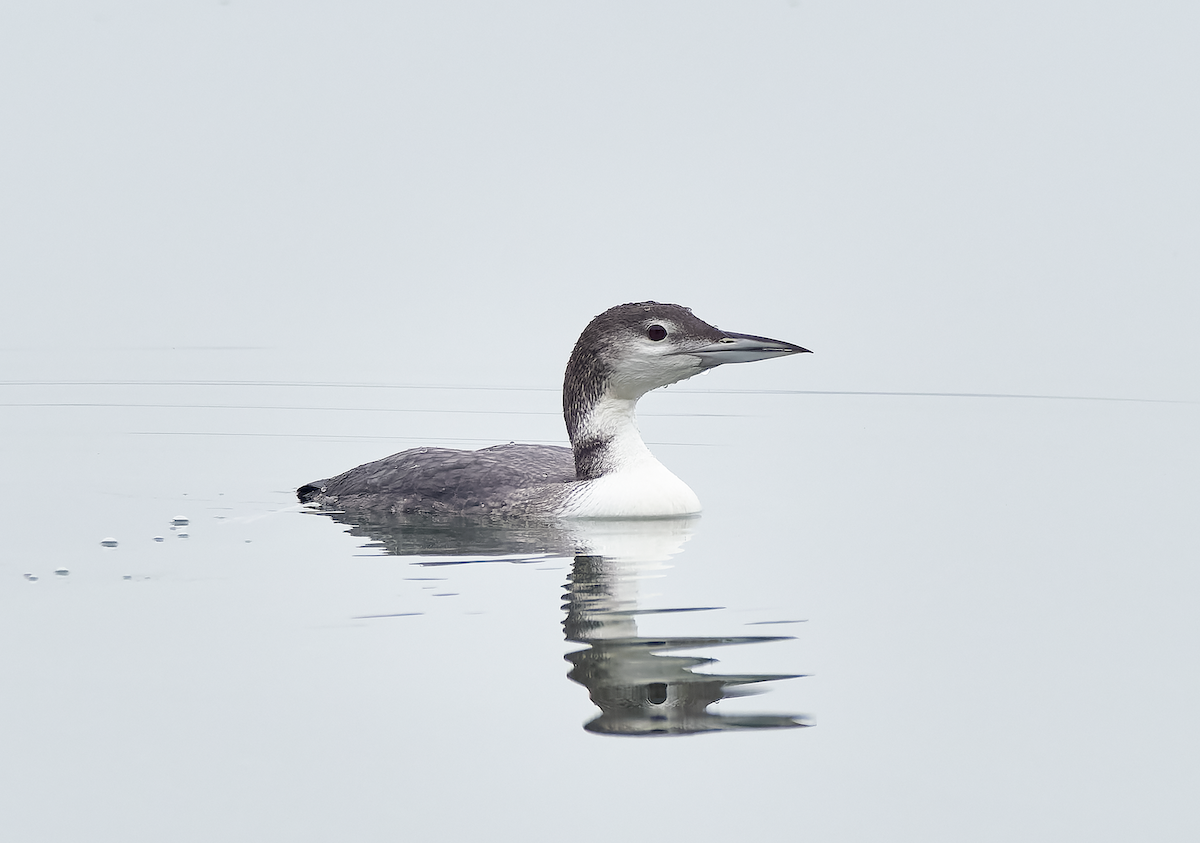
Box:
[558, 460, 702, 518]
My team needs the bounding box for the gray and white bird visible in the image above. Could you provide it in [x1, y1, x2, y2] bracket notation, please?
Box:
[297, 302, 809, 519]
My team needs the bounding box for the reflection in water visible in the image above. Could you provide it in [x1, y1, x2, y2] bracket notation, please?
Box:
[308, 510, 810, 736]
[309, 508, 579, 557]
[562, 522, 809, 736]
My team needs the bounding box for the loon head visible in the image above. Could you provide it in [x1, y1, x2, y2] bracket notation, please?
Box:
[563, 302, 810, 482]
[566, 301, 810, 403]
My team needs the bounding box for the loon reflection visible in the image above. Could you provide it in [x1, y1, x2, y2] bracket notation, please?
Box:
[314, 508, 580, 558]
[322, 511, 810, 736]
[563, 540, 809, 736]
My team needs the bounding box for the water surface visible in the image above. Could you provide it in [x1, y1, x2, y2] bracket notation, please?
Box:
[2, 351, 1197, 841]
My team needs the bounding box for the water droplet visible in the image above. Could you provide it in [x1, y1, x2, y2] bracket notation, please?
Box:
[54, 569, 69, 577]
[24, 573, 38, 581]
[177, 532, 189, 539]
[153, 536, 164, 542]
[100, 538, 118, 548]
[123, 575, 132, 580]
[171, 516, 189, 526]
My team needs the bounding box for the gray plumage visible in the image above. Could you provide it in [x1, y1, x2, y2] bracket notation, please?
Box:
[297, 443, 576, 517]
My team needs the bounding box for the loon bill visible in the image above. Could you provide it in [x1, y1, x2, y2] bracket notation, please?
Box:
[297, 301, 810, 519]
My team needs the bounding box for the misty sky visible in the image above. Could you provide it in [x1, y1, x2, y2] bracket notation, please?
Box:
[2, 1, 1196, 402]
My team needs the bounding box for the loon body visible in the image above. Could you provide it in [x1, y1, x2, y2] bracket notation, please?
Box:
[298, 302, 808, 519]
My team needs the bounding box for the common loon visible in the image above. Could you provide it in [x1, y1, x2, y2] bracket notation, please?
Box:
[297, 302, 809, 519]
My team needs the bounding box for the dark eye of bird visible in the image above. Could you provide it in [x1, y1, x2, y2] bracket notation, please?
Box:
[647, 324, 667, 342]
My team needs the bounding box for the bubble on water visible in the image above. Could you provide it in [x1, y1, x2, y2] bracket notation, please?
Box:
[54, 569, 69, 577]
[153, 536, 164, 542]
[24, 573, 38, 581]
[100, 538, 118, 548]
[171, 516, 189, 526]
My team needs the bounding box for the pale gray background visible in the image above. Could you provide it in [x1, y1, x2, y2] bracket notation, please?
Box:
[2, 2, 1198, 842]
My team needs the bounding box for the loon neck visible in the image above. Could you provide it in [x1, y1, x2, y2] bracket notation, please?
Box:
[559, 386, 703, 517]
[561, 318, 679, 483]
[564, 337, 615, 479]
[567, 391, 657, 481]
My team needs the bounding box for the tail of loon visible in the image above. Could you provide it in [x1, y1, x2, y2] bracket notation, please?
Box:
[297, 482, 326, 503]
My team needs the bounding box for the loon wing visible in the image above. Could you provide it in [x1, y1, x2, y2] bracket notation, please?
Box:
[297, 443, 576, 515]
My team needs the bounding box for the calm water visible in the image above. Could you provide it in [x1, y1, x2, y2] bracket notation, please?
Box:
[2, 350, 1198, 841]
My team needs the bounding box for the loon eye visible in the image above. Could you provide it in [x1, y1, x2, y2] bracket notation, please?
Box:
[647, 324, 667, 342]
